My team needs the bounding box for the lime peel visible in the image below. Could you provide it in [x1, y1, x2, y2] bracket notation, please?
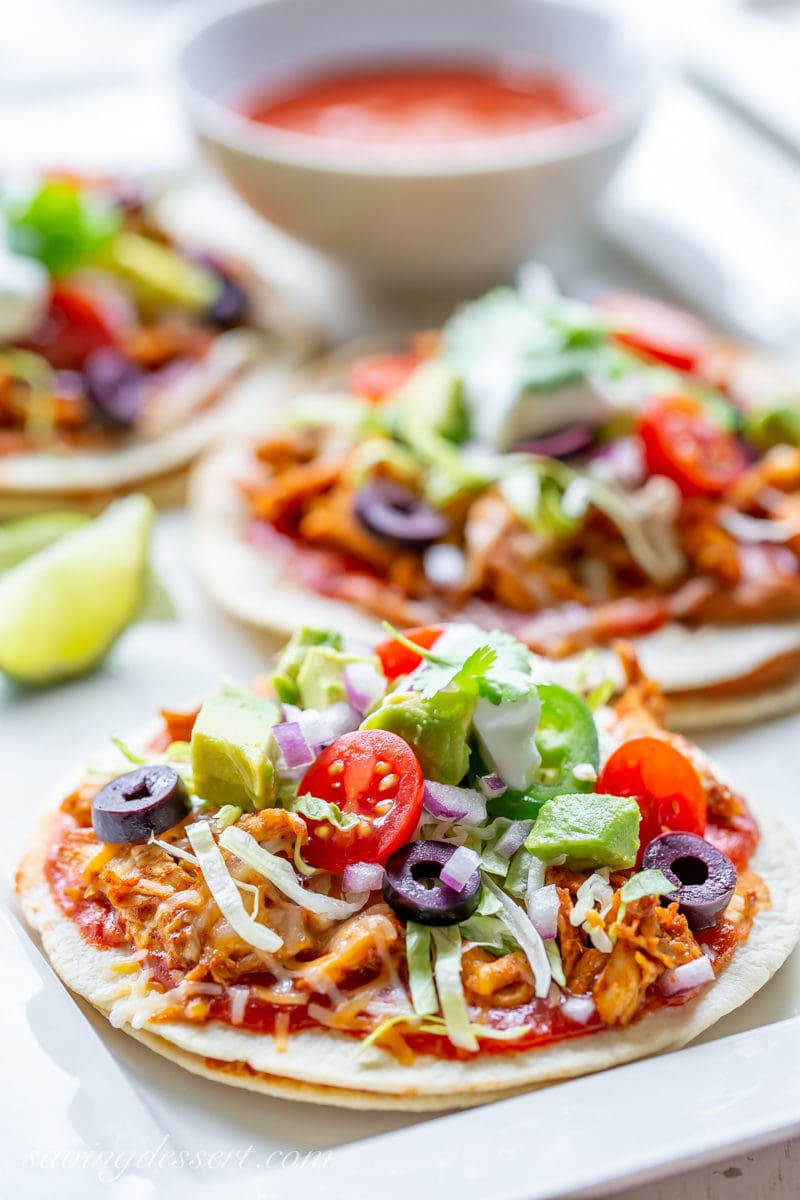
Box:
[0, 494, 156, 685]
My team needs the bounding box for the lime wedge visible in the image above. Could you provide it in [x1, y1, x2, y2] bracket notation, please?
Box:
[0, 510, 89, 574]
[0, 494, 156, 685]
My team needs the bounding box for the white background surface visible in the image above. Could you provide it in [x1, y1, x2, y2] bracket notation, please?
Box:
[2, 1, 800, 1197]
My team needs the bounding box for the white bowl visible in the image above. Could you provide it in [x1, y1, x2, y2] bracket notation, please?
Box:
[176, 0, 653, 287]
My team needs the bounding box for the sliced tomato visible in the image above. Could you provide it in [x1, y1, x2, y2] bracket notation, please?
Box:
[638, 394, 746, 498]
[25, 282, 121, 370]
[599, 292, 713, 372]
[597, 736, 707, 865]
[375, 625, 443, 680]
[299, 730, 424, 870]
[346, 352, 423, 402]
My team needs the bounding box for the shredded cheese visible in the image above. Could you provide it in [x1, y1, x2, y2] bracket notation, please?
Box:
[187, 821, 282, 953]
[81, 842, 120, 881]
[219, 826, 366, 920]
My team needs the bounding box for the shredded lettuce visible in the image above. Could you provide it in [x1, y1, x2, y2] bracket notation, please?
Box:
[110, 735, 147, 766]
[215, 805, 242, 830]
[405, 923, 438, 1016]
[219, 825, 364, 919]
[187, 821, 282, 953]
[475, 884, 504, 916]
[614, 868, 677, 931]
[477, 827, 513, 880]
[483, 875, 551, 998]
[586, 678, 616, 710]
[430, 925, 478, 1052]
[460, 913, 516, 954]
[505, 846, 533, 900]
[164, 740, 191, 762]
[620, 869, 677, 904]
[357, 1012, 531, 1057]
[545, 940, 566, 988]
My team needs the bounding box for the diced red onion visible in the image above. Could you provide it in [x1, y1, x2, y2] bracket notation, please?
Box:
[287, 701, 360, 750]
[561, 994, 596, 1024]
[588, 435, 645, 488]
[228, 985, 249, 1025]
[659, 955, 715, 997]
[526, 884, 560, 941]
[494, 821, 532, 861]
[342, 861, 385, 894]
[439, 845, 481, 892]
[478, 773, 507, 800]
[423, 781, 487, 825]
[321, 700, 362, 741]
[512, 425, 595, 460]
[273, 721, 313, 770]
[343, 661, 385, 715]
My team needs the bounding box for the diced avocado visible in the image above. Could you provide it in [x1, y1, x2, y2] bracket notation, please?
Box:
[414, 429, 491, 508]
[525, 792, 640, 871]
[191, 692, 281, 810]
[744, 403, 800, 453]
[296, 645, 382, 711]
[106, 232, 220, 311]
[391, 360, 469, 444]
[270, 626, 343, 705]
[383, 360, 486, 506]
[362, 689, 474, 786]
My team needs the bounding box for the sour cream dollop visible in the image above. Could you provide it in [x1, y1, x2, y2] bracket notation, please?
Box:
[0, 246, 50, 341]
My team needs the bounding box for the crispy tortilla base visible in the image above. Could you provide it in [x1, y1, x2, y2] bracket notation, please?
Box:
[16, 768, 800, 1111]
[0, 327, 307, 513]
[188, 444, 800, 732]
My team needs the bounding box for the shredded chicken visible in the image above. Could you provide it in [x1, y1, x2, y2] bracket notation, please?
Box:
[462, 947, 535, 1008]
[593, 897, 699, 1026]
[296, 911, 401, 992]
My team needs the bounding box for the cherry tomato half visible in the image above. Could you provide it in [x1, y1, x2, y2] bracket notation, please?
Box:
[638, 394, 746, 498]
[599, 292, 712, 373]
[346, 352, 423, 403]
[597, 736, 707, 865]
[26, 282, 121, 370]
[375, 625, 443, 680]
[299, 730, 424, 871]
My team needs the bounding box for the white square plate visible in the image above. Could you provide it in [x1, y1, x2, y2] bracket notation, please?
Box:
[3, 514, 800, 1200]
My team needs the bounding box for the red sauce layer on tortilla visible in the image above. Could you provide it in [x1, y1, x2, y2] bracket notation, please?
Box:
[42, 811, 758, 1057]
[240, 63, 601, 147]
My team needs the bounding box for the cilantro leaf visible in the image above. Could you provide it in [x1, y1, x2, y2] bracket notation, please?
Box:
[418, 645, 496, 700]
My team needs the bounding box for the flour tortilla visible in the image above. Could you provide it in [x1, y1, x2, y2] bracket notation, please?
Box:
[188, 443, 800, 732]
[16, 731, 800, 1110]
[0, 324, 312, 515]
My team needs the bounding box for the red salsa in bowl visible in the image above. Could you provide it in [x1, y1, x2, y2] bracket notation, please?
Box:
[239, 61, 602, 149]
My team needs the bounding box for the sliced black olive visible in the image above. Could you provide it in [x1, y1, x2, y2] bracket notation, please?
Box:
[191, 252, 248, 328]
[642, 832, 737, 931]
[207, 274, 248, 328]
[512, 425, 594, 459]
[354, 480, 450, 550]
[382, 840, 481, 926]
[92, 765, 189, 844]
[84, 349, 148, 428]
